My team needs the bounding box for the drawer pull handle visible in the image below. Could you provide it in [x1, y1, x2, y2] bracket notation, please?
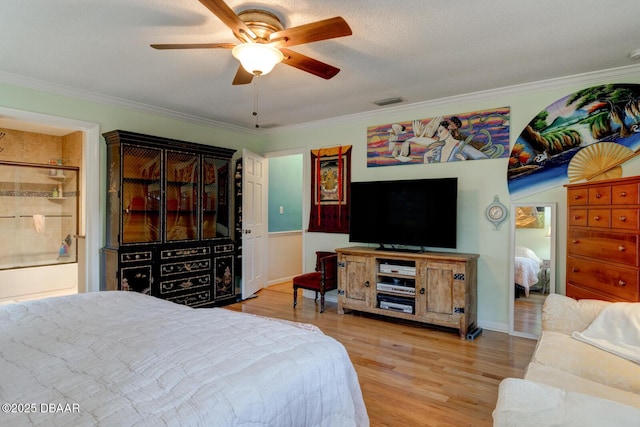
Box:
[593, 215, 600, 221]
[572, 239, 580, 244]
[420, 288, 425, 295]
[621, 192, 627, 197]
[364, 280, 370, 288]
[573, 215, 581, 220]
[574, 195, 580, 200]
[595, 193, 602, 199]
[618, 245, 626, 252]
[616, 280, 626, 287]
[620, 216, 627, 222]
[572, 267, 579, 273]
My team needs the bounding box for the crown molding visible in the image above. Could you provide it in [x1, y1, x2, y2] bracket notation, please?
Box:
[263, 63, 640, 135]
[0, 71, 252, 134]
[2, 64, 640, 137]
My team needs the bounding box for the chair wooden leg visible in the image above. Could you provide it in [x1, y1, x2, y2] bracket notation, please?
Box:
[293, 287, 298, 308]
[320, 292, 325, 313]
[314, 291, 318, 301]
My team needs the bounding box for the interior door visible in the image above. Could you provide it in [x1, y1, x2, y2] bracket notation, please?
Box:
[241, 149, 268, 299]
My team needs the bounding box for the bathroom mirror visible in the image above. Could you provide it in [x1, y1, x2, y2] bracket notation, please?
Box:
[509, 202, 556, 338]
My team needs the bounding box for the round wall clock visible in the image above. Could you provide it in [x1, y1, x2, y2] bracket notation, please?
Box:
[486, 195, 508, 230]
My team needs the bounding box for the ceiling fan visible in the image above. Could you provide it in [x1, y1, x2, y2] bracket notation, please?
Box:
[151, 0, 352, 85]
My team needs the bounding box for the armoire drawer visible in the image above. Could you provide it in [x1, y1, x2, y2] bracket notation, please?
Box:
[567, 256, 639, 301]
[568, 230, 638, 266]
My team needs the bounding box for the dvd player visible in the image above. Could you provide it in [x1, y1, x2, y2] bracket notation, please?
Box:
[379, 264, 416, 276]
[376, 283, 416, 296]
[379, 301, 413, 313]
[377, 294, 414, 314]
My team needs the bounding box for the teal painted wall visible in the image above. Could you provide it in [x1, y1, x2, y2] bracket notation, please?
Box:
[268, 154, 303, 232]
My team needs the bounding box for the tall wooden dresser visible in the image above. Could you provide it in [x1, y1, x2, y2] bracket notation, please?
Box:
[566, 176, 640, 302]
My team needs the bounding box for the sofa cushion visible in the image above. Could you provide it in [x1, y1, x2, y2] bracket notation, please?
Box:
[493, 378, 640, 427]
[525, 362, 640, 409]
[542, 294, 610, 335]
[531, 330, 640, 394]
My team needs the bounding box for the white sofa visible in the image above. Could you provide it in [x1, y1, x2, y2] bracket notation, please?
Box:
[493, 294, 640, 426]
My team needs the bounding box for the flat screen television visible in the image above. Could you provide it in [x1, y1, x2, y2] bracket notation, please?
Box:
[349, 177, 457, 250]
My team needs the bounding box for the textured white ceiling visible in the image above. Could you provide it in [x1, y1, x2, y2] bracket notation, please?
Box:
[1, 0, 639, 131]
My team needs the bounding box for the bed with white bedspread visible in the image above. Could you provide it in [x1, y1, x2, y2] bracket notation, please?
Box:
[514, 246, 543, 297]
[0, 291, 369, 426]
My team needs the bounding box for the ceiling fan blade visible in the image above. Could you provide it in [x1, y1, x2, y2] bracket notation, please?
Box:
[150, 43, 235, 50]
[269, 17, 352, 48]
[198, 0, 257, 42]
[280, 48, 340, 80]
[232, 65, 254, 85]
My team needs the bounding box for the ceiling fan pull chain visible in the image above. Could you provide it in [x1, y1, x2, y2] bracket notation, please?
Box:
[253, 77, 260, 128]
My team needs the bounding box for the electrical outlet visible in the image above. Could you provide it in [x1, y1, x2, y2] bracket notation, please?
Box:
[542, 259, 551, 268]
[279, 206, 284, 214]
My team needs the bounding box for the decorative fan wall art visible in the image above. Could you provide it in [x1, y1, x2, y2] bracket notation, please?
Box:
[567, 142, 638, 182]
[507, 84, 640, 199]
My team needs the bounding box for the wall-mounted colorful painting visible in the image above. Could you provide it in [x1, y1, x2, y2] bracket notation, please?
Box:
[508, 84, 640, 199]
[366, 107, 510, 167]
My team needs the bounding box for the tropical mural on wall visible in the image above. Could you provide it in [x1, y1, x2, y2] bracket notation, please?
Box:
[366, 107, 510, 167]
[508, 84, 640, 199]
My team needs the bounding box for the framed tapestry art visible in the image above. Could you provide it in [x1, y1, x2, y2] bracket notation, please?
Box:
[308, 146, 351, 233]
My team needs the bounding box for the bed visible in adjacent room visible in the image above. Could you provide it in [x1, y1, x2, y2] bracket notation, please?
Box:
[0, 291, 369, 426]
[514, 246, 543, 298]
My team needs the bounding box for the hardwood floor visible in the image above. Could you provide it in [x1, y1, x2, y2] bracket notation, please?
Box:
[514, 293, 545, 336]
[225, 283, 537, 426]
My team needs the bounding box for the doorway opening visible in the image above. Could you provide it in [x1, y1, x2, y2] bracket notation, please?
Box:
[0, 107, 100, 302]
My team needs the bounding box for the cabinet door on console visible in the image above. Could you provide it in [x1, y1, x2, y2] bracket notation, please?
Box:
[423, 261, 455, 317]
[421, 260, 469, 321]
[338, 254, 373, 311]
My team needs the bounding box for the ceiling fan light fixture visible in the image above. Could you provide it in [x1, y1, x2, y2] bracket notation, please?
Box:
[232, 43, 284, 76]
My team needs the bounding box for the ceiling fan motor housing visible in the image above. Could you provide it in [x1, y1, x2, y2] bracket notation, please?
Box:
[237, 9, 283, 41]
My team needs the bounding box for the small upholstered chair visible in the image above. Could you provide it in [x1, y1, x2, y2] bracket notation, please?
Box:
[292, 251, 338, 313]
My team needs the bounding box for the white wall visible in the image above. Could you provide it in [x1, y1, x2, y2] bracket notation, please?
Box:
[267, 231, 302, 285]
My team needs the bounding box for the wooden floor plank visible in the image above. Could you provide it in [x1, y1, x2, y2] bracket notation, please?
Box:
[225, 283, 537, 426]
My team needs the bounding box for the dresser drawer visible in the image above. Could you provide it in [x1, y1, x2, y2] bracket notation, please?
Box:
[588, 185, 612, 205]
[566, 282, 632, 302]
[612, 182, 640, 204]
[567, 256, 639, 301]
[612, 208, 640, 230]
[567, 188, 588, 206]
[568, 230, 638, 266]
[587, 208, 611, 228]
[568, 208, 588, 227]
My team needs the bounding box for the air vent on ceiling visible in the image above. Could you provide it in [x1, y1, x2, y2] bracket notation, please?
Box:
[373, 97, 406, 107]
[256, 123, 280, 129]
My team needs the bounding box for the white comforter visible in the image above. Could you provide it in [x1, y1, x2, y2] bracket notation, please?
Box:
[514, 256, 540, 297]
[0, 291, 369, 426]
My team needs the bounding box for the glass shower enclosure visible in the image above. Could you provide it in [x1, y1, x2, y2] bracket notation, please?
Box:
[0, 161, 79, 269]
